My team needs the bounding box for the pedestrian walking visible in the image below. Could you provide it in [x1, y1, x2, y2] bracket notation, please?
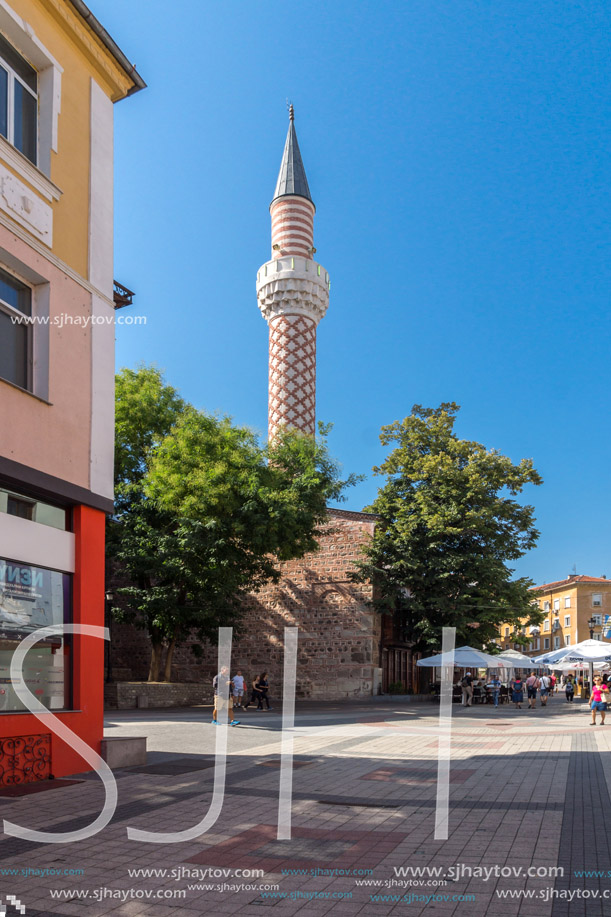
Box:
[525, 673, 539, 709]
[244, 675, 263, 710]
[549, 673, 557, 696]
[461, 672, 474, 707]
[510, 675, 524, 709]
[257, 672, 271, 710]
[590, 675, 609, 726]
[212, 666, 240, 726]
[565, 676, 575, 702]
[539, 673, 551, 707]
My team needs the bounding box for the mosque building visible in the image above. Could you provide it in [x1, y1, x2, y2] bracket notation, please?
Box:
[109, 110, 418, 701]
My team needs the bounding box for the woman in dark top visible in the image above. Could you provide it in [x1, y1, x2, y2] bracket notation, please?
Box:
[244, 676, 261, 710]
[257, 672, 271, 710]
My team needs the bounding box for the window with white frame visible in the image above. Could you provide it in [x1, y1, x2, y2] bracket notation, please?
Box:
[535, 638, 540, 650]
[565, 635, 571, 645]
[594, 633, 602, 641]
[0, 265, 31, 389]
[0, 32, 37, 165]
[543, 601, 550, 612]
[592, 614, 603, 626]
[544, 637, 550, 649]
[504, 627, 509, 637]
[592, 594, 603, 607]
[564, 615, 571, 627]
[565, 597, 571, 608]
[554, 599, 560, 611]
[554, 636, 560, 649]
[543, 620, 550, 632]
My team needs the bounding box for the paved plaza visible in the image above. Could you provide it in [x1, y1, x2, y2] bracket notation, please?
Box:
[0, 696, 610, 916]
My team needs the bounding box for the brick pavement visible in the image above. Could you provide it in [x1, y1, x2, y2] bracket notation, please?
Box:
[0, 697, 608, 916]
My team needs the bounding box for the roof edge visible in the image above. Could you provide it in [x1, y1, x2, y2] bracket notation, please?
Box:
[532, 576, 610, 592]
[66, 0, 146, 95]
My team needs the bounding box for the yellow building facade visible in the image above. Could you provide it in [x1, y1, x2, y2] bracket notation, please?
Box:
[0, 1, 143, 779]
[499, 575, 611, 657]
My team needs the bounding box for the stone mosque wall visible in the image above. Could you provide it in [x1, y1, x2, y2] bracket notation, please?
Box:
[107, 509, 382, 705]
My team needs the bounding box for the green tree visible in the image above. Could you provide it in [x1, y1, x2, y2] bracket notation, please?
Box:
[108, 366, 355, 681]
[355, 403, 543, 651]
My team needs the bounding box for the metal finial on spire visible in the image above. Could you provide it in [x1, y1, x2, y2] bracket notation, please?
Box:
[272, 106, 313, 205]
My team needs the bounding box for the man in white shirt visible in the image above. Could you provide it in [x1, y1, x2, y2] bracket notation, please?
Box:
[232, 670, 245, 709]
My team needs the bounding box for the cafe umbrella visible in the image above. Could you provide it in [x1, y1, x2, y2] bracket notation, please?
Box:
[416, 645, 505, 669]
[533, 639, 611, 699]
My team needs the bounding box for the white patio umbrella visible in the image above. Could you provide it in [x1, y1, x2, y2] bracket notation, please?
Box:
[533, 639, 611, 698]
[555, 660, 610, 672]
[534, 639, 611, 665]
[495, 649, 544, 669]
[416, 645, 506, 668]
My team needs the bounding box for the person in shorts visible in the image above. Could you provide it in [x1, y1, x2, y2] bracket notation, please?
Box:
[538, 673, 551, 706]
[232, 670, 245, 709]
[212, 666, 240, 726]
[525, 673, 539, 709]
[590, 675, 609, 726]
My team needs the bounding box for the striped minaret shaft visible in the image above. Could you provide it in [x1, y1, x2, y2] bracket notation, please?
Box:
[256, 106, 330, 440]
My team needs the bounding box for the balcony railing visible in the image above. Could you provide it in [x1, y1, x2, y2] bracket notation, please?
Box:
[113, 280, 135, 309]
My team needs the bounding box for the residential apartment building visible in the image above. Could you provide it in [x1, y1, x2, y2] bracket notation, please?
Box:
[499, 575, 611, 657]
[0, 0, 143, 780]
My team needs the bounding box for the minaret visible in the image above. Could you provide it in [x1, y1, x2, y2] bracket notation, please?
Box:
[256, 106, 330, 440]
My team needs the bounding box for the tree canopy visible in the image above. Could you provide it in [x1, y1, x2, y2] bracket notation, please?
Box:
[107, 366, 355, 681]
[355, 403, 543, 651]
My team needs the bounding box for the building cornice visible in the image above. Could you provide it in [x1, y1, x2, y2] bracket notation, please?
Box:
[46, 0, 145, 100]
[0, 455, 113, 514]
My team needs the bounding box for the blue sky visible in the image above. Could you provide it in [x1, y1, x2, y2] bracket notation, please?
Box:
[101, 0, 610, 585]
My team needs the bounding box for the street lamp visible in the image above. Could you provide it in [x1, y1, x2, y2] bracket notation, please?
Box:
[586, 615, 598, 700]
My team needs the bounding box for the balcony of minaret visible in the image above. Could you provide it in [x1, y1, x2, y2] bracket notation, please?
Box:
[256, 256, 330, 326]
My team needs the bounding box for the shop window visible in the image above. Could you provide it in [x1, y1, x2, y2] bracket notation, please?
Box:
[6, 494, 34, 520]
[0, 486, 67, 530]
[0, 557, 71, 712]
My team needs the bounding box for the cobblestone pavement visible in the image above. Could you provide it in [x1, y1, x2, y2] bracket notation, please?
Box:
[0, 695, 609, 916]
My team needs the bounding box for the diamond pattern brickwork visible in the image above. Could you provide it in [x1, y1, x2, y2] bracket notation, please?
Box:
[268, 313, 316, 438]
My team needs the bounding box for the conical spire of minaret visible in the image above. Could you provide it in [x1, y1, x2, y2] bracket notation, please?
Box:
[272, 105, 313, 206]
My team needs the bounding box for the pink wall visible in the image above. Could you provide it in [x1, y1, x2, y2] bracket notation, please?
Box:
[0, 225, 93, 490]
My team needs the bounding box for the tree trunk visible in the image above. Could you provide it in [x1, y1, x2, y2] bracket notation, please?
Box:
[163, 636, 177, 683]
[149, 642, 163, 682]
